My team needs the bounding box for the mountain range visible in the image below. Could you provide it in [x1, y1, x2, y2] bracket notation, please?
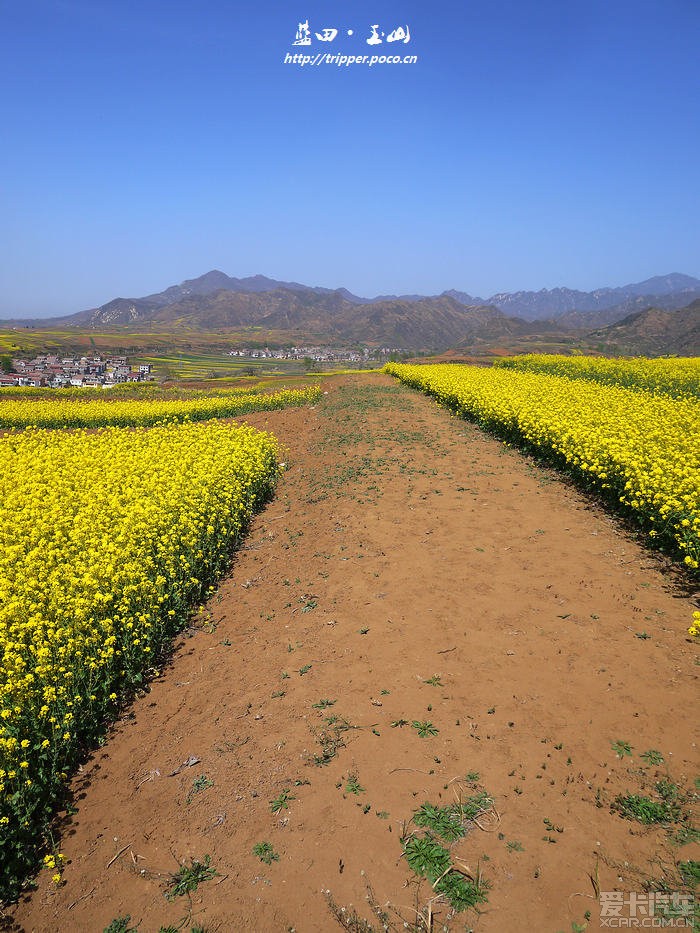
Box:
[7, 271, 700, 354]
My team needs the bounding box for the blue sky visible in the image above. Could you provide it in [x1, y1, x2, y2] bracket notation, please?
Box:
[1, 0, 699, 316]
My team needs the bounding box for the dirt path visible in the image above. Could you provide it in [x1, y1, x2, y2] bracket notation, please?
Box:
[7, 373, 698, 933]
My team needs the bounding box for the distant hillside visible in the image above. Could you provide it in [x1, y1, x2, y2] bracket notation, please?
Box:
[588, 300, 700, 355]
[7, 269, 699, 354]
[65, 288, 542, 351]
[546, 289, 700, 330]
[328, 298, 540, 347]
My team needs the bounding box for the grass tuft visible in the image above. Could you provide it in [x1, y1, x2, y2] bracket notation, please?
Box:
[164, 855, 217, 900]
[252, 841, 280, 865]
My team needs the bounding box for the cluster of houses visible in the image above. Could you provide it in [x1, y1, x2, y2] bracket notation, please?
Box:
[0, 345, 412, 389]
[0, 354, 153, 388]
[228, 346, 407, 363]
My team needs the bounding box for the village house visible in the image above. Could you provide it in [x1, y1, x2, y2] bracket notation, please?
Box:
[0, 354, 154, 389]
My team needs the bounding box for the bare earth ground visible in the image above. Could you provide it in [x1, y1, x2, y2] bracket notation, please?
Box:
[6, 373, 698, 933]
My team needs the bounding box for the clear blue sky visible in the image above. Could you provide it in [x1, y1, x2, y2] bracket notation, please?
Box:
[1, 0, 699, 316]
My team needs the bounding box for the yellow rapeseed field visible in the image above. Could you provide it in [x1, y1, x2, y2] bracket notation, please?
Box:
[385, 362, 700, 575]
[494, 354, 700, 399]
[0, 384, 321, 429]
[0, 419, 279, 897]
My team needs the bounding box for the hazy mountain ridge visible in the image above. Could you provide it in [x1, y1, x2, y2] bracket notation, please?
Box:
[487, 275, 700, 322]
[547, 290, 700, 330]
[5, 270, 699, 353]
[587, 299, 700, 355]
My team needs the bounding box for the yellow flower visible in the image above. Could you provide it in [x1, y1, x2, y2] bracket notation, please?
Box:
[689, 611, 700, 638]
[0, 403, 320, 882]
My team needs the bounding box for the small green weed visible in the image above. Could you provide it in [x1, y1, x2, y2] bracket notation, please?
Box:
[311, 715, 356, 766]
[104, 919, 136, 933]
[402, 834, 488, 913]
[458, 791, 494, 820]
[656, 778, 682, 802]
[400, 787, 494, 913]
[270, 789, 295, 813]
[435, 868, 488, 913]
[345, 774, 365, 795]
[186, 774, 214, 804]
[403, 834, 451, 878]
[671, 825, 700, 846]
[413, 802, 466, 841]
[164, 855, 217, 900]
[312, 698, 336, 709]
[412, 720, 438, 738]
[678, 859, 700, 886]
[611, 739, 633, 759]
[252, 841, 280, 865]
[641, 749, 664, 766]
[612, 794, 681, 825]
